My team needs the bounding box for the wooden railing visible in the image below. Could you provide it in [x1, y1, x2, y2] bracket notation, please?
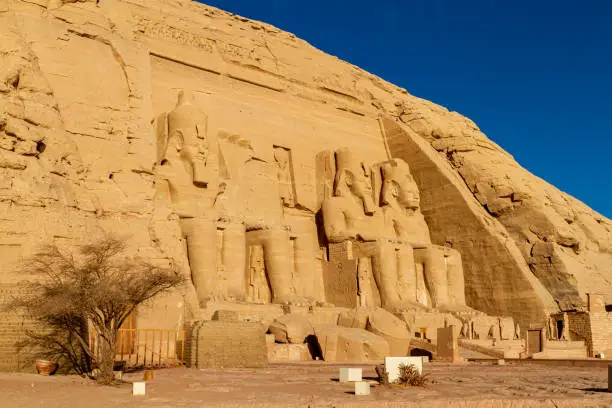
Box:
[89, 328, 185, 368]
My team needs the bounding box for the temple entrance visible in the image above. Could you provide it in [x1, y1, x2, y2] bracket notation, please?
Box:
[527, 329, 543, 355]
[556, 319, 564, 340]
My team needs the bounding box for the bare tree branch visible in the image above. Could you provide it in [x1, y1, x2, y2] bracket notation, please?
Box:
[6, 234, 184, 384]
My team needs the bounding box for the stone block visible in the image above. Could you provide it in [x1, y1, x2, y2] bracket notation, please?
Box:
[385, 356, 423, 383]
[212, 310, 240, 321]
[132, 382, 146, 396]
[354, 381, 370, 396]
[366, 308, 411, 356]
[268, 314, 314, 344]
[188, 320, 268, 368]
[268, 343, 312, 361]
[339, 367, 362, 382]
[338, 308, 368, 329]
[437, 325, 462, 362]
[314, 325, 389, 363]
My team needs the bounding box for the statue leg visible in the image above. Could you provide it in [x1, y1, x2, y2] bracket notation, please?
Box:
[369, 240, 402, 310]
[293, 235, 325, 302]
[414, 246, 450, 308]
[247, 229, 294, 303]
[396, 244, 417, 304]
[222, 223, 247, 301]
[444, 247, 466, 306]
[180, 218, 217, 307]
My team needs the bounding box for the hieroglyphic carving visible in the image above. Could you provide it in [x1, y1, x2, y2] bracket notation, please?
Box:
[136, 20, 215, 52]
[216, 38, 278, 74]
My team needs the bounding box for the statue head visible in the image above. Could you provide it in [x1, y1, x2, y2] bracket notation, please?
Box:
[165, 90, 209, 187]
[274, 147, 290, 169]
[333, 148, 376, 215]
[380, 159, 420, 210]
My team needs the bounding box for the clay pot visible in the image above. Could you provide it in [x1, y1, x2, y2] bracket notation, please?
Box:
[35, 359, 58, 376]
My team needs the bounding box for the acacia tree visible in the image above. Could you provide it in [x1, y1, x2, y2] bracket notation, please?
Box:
[9, 234, 184, 384]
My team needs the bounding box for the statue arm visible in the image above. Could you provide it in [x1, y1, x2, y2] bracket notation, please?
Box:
[392, 219, 410, 241]
[153, 178, 174, 219]
[322, 199, 356, 242]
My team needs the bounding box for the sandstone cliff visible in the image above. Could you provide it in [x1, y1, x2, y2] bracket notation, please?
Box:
[0, 0, 609, 329]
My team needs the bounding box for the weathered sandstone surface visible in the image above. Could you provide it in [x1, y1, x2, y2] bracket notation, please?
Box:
[0, 0, 610, 348]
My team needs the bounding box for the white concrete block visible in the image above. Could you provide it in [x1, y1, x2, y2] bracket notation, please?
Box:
[385, 356, 423, 383]
[354, 381, 370, 396]
[133, 381, 146, 396]
[339, 367, 362, 382]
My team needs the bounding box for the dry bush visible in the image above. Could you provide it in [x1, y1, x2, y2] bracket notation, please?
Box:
[376, 363, 430, 387]
[398, 363, 429, 387]
[6, 234, 184, 384]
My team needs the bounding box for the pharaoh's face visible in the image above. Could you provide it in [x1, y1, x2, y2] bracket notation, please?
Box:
[393, 167, 420, 209]
[173, 130, 209, 188]
[180, 131, 208, 166]
[347, 163, 376, 215]
[382, 160, 420, 209]
[274, 148, 289, 169]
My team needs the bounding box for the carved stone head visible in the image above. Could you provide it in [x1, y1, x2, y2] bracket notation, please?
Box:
[334, 148, 376, 215]
[381, 158, 420, 210]
[166, 90, 210, 187]
[273, 147, 290, 170]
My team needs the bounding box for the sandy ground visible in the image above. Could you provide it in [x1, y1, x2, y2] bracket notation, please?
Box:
[1, 361, 611, 407]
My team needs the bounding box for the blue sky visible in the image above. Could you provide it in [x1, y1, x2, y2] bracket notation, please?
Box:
[199, 0, 611, 218]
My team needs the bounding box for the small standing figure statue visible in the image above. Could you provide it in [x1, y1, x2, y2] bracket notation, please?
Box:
[274, 147, 296, 208]
[247, 245, 271, 304]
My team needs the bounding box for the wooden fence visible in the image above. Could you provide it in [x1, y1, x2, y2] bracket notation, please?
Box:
[89, 328, 185, 369]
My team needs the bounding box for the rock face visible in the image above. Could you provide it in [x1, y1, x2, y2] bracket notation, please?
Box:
[0, 0, 610, 368]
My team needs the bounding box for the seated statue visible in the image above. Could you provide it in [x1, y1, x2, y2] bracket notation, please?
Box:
[213, 135, 297, 304]
[377, 158, 468, 310]
[321, 148, 415, 310]
[155, 90, 219, 307]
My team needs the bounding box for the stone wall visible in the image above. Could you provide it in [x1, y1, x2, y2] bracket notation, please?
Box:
[187, 321, 268, 368]
[566, 312, 592, 355]
[563, 295, 612, 357]
[0, 284, 37, 372]
[586, 294, 612, 357]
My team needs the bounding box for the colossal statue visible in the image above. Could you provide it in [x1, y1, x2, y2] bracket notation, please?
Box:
[320, 149, 469, 312]
[377, 158, 467, 310]
[155, 90, 219, 307]
[213, 135, 301, 304]
[321, 148, 415, 310]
